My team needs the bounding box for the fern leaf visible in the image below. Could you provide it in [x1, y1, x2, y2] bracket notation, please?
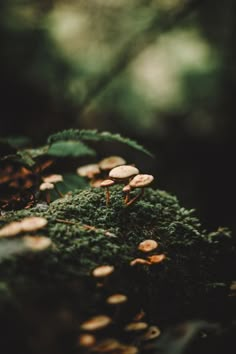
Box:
[48, 129, 153, 157]
[47, 140, 96, 157]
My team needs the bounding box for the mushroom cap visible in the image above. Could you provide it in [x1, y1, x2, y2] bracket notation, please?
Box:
[129, 174, 154, 188]
[130, 258, 151, 266]
[80, 315, 112, 331]
[78, 334, 96, 347]
[23, 235, 52, 251]
[43, 174, 63, 184]
[138, 239, 158, 253]
[100, 179, 115, 188]
[120, 345, 138, 354]
[142, 326, 161, 340]
[40, 182, 54, 191]
[76, 164, 100, 178]
[99, 156, 126, 170]
[148, 254, 166, 264]
[109, 165, 139, 180]
[0, 221, 22, 238]
[124, 322, 148, 332]
[106, 294, 128, 305]
[20, 216, 48, 232]
[123, 185, 131, 193]
[92, 265, 114, 278]
[92, 339, 121, 352]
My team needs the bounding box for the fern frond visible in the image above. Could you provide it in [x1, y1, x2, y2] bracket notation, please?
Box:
[47, 140, 96, 157]
[48, 129, 153, 157]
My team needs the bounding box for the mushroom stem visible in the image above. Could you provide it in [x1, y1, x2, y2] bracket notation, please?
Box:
[126, 188, 144, 206]
[54, 184, 63, 198]
[105, 187, 110, 207]
[45, 191, 51, 204]
[124, 191, 130, 204]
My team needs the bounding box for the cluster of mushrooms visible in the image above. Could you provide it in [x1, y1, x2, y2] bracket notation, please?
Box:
[77, 156, 154, 207]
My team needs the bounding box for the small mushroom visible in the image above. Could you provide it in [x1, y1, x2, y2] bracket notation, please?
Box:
[130, 258, 151, 266]
[109, 165, 139, 183]
[0, 221, 23, 238]
[78, 334, 96, 347]
[92, 265, 114, 278]
[126, 174, 154, 206]
[124, 322, 148, 332]
[76, 164, 100, 179]
[43, 174, 64, 197]
[119, 345, 138, 354]
[141, 326, 161, 341]
[92, 338, 122, 352]
[123, 184, 131, 204]
[138, 239, 158, 253]
[23, 235, 52, 251]
[99, 156, 126, 171]
[100, 179, 115, 206]
[40, 182, 54, 203]
[106, 294, 128, 305]
[80, 315, 112, 331]
[148, 254, 166, 264]
[20, 216, 48, 232]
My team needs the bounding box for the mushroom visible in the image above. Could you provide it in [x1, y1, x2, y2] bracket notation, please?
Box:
[141, 326, 161, 341]
[23, 235, 52, 251]
[92, 265, 114, 278]
[76, 164, 100, 179]
[138, 239, 158, 253]
[92, 339, 122, 352]
[109, 165, 139, 183]
[122, 184, 131, 204]
[126, 174, 154, 206]
[130, 258, 151, 266]
[100, 179, 115, 206]
[106, 294, 128, 305]
[40, 182, 54, 203]
[78, 334, 96, 347]
[43, 174, 64, 197]
[119, 345, 138, 354]
[148, 254, 166, 264]
[99, 156, 126, 171]
[0, 221, 23, 238]
[80, 315, 112, 331]
[20, 216, 48, 232]
[124, 322, 148, 332]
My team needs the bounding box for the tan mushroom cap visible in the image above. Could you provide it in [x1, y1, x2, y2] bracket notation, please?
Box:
[90, 179, 104, 188]
[43, 174, 63, 183]
[142, 326, 161, 341]
[23, 236, 52, 251]
[109, 165, 139, 180]
[148, 254, 166, 264]
[92, 265, 114, 278]
[120, 345, 138, 354]
[0, 221, 23, 238]
[99, 156, 126, 170]
[76, 164, 100, 178]
[123, 185, 131, 193]
[130, 258, 151, 266]
[78, 334, 96, 347]
[138, 240, 158, 253]
[106, 294, 128, 305]
[124, 322, 148, 332]
[20, 216, 48, 232]
[40, 182, 54, 191]
[129, 174, 154, 188]
[80, 315, 112, 331]
[92, 338, 121, 352]
[100, 179, 115, 187]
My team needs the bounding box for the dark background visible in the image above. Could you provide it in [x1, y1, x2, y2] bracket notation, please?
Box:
[0, 0, 235, 235]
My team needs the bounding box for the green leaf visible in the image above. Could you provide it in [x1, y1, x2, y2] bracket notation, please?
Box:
[47, 140, 96, 157]
[48, 129, 153, 157]
[17, 146, 49, 167]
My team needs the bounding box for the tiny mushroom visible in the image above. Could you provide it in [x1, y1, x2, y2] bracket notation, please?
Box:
[78, 334, 96, 347]
[130, 258, 151, 266]
[122, 184, 131, 204]
[148, 254, 166, 264]
[100, 179, 115, 206]
[23, 235, 52, 251]
[120, 345, 138, 354]
[141, 326, 161, 341]
[109, 165, 139, 183]
[76, 164, 100, 179]
[40, 182, 54, 203]
[106, 294, 128, 305]
[42, 174, 64, 197]
[99, 156, 126, 171]
[127, 174, 154, 206]
[0, 221, 23, 238]
[92, 265, 114, 278]
[20, 216, 48, 232]
[138, 239, 158, 253]
[92, 339, 121, 352]
[80, 315, 112, 331]
[124, 322, 148, 332]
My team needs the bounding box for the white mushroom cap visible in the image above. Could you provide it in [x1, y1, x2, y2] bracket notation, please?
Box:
[80, 315, 112, 331]
[40, 182, 54, 191]
[124, 322, 148, 332]
[99, 156, 126, 170]
[20, 216, 48, 232]
[76, 164, 100, 178]
[138, 240, 158, 252]
[23, 235, 52, 251]
[106, 294, 128, 305]
[92, 265, 114, 278]
[129, 174, 154, 188]
[100, 179, 115, 188]
[43, 174, 63, 184]
[0, 221, 23, 238]
[109, 165, 139, 180]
